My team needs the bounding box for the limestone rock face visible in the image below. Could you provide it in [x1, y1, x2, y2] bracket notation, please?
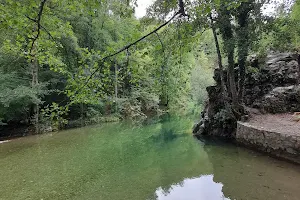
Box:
[193, 52, 300, 138]
[244, 53, 299, 107]
[257, 86, 300, 113]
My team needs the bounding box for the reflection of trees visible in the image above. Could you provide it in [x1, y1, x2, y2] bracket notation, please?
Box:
[128, 120, 203, 199]
[148, 125, 186, 143]
[146, 120, 193, 198]
[143, 119, 214, 199]
[203, 141, 242, 200]
[203, 139, 300, 200]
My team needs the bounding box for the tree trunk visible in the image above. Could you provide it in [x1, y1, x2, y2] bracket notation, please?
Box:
[29, 0, 47, 134]
[210, 14, 229, 106]
[80, 103, 84, 127]
[114, 62, 118, 113]
[124, 50, 131, 94]
[227, 49, 239, 107]
[298, 53, 300, 85]
[31, 57, 39, 134]
[237, 53, 247, 102]
[218, 4, 239, 107]
[237, 2, 251, 102]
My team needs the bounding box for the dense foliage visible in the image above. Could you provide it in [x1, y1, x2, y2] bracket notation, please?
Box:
[256, 0, 300, 53]
[0, 0, 299, 133]
[0, 0, 213, 132]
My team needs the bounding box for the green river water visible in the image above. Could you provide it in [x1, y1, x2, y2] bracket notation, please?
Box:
[1, 117, 300, 200]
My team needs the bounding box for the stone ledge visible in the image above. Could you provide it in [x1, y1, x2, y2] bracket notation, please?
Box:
[236, 122, 300, 164]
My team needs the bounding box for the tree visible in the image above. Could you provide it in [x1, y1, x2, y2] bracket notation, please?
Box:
[0, 0, 79, 131]
[0, 0, 203, 130]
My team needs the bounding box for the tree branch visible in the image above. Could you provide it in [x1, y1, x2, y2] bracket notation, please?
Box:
[178, 0, 187, 16]
[29, 0, 47, 56]
[77, 11, 181, 93]
[26, 15, 57, 43]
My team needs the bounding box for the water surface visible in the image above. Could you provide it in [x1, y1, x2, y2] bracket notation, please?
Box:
[1, 117, 300, 200]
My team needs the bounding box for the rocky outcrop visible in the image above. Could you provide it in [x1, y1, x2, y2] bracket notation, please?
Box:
[245, 53, 299, 106]
[193, 86, 237, 138]
[236, 122, 300, 164]
[193, 52, 300, 138]
[258, 86, 300, 113]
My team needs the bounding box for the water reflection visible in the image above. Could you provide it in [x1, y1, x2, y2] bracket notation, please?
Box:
[149, 127, 187, 143]
[153, 175, 230, 200]
[1, 117, 300, 200]
[202, 139, 300, 200]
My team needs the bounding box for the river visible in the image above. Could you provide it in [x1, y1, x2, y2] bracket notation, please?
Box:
[0, 117, 300, 200]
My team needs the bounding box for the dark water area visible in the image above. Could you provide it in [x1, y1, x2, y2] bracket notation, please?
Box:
[0, 117, 300, 200]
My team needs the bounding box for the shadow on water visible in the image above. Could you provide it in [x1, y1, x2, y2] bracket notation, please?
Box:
[142, 112, 173, 126]
[147, 115, 190, 144]
[148, 127, 187, 143]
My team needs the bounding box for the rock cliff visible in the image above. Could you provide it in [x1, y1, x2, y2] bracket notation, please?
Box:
[193, 52, 300, 138]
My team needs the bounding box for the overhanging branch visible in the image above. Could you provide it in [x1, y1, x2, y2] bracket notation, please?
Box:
[78, 11, 181, 92]
[62, 0, 188, 103]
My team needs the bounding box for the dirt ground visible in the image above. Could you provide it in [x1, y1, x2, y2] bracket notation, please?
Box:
[248, 113, 300, 135]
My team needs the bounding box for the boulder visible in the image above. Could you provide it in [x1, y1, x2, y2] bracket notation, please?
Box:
[257, 86, 300, 113]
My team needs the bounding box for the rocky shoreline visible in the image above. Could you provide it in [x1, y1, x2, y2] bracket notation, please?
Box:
[193, 52, 300, 163]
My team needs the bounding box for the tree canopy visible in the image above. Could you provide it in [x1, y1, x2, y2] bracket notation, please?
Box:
[0, 0, 299, 132]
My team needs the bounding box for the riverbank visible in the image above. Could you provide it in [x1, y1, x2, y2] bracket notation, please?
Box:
[0, 115, 120, 141]
[236, 113, 300, 164]
[0, 124, 34, 141]
[0, 113, 168, 141]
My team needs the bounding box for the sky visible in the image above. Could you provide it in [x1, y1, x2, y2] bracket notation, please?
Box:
[135, 0, 154, 18]
[134, 0, 290, 18]
[262, 0, 289, 15]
